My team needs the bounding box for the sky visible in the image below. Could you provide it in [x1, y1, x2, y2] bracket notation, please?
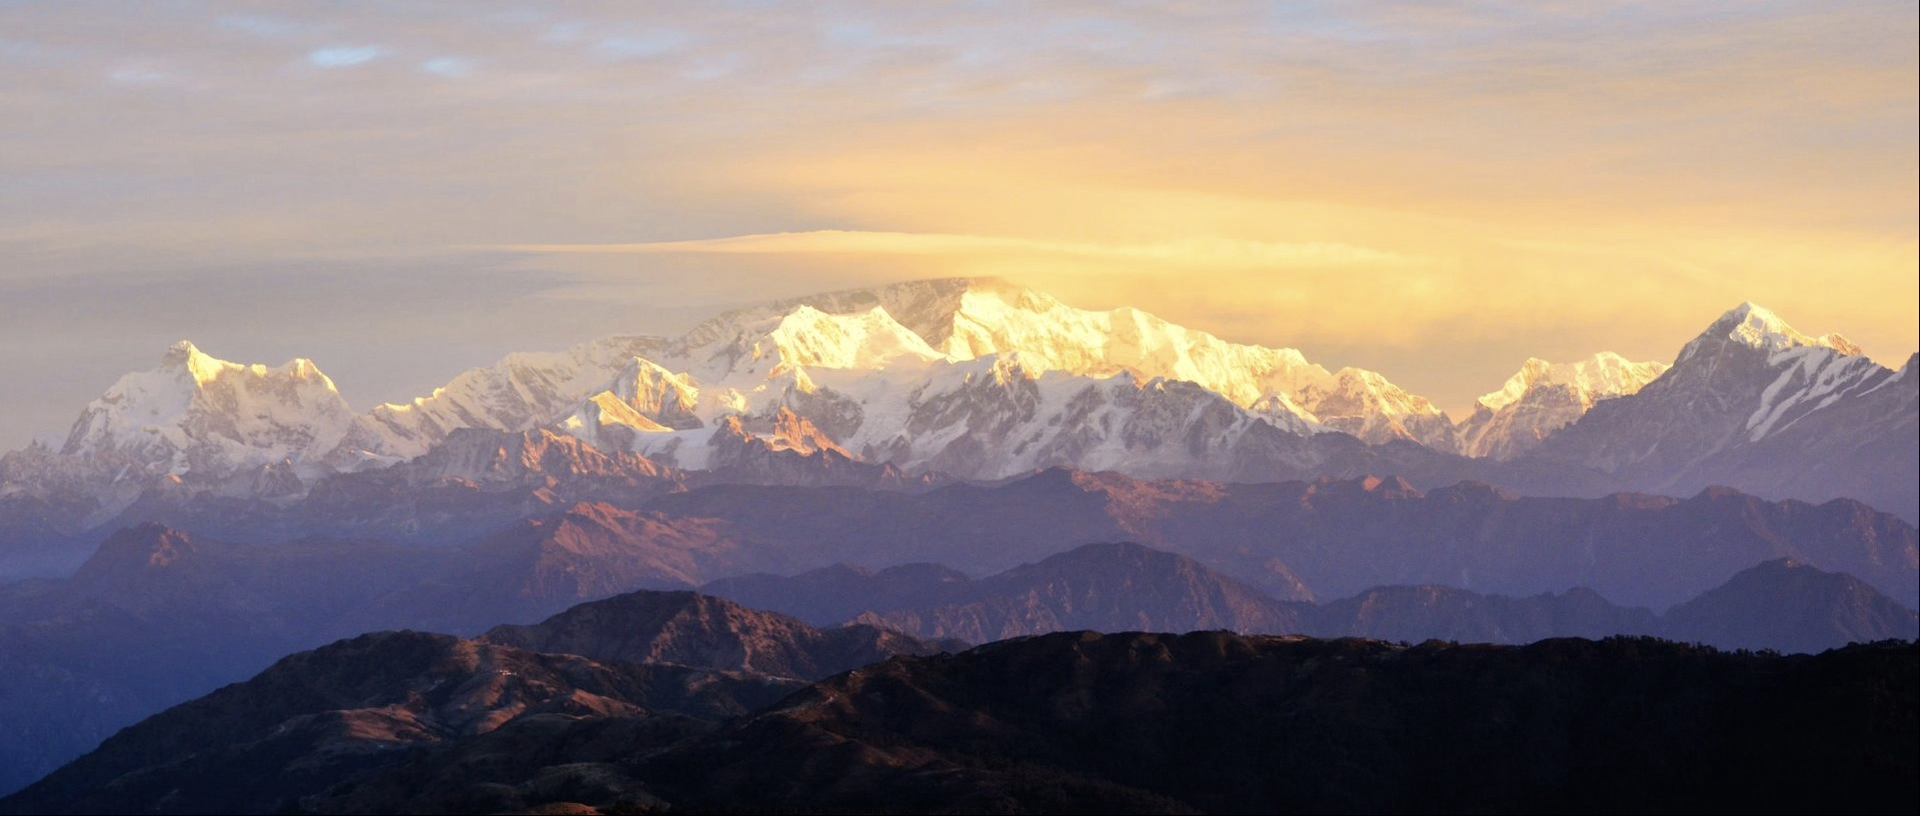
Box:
[1, 1, 1915, 449]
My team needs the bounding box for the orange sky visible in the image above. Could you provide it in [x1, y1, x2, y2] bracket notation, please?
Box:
[0, 1, 1914, 443]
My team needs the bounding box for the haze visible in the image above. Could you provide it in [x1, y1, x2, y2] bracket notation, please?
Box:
[2, 1, 1914, 450]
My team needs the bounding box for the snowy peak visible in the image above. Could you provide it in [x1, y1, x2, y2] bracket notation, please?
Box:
[557, 357, 698, 457]
[368, 335, 671, 458]
[1648, 303, 1896, 445]
[1294, 367, 1454, 449]
[1457, 352, 1670, 460]
[603, 358, 702, 430]
[671, 277, 1020, 361]
[4, 341, 390, 521]
[718, 276, 1342, 410]
[729, 306, 944, 375]
[1688, 302, 1863, 359]
[162, 339, 335, 391]
[1526, 303, 1914, 519]
[164, 339, 228, 386]
[932, 285, 1336, 409]
[61, 340, 365, 461]
[370, 277, 1452, 464]
[1475, 353, 1670, 413]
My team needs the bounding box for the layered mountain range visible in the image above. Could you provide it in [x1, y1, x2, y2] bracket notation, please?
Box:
[6, 279, 1909, 540]
[2, 506, 1909, 795]
[0, 278, 1913, 808]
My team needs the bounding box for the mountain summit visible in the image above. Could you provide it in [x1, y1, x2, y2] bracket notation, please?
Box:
[373, 277, 1456, 461]
[1457, 352, 1670, 460]
[1686, 302, 1863, 358]
[1533, 303, 1915, 519]
[1, 342, 391, 521]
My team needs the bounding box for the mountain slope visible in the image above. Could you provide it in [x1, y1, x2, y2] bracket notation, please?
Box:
[850, 542, 1311, 642]
[0, 630, 797, 816]
[1663, 558, 1920, 653]
[12, 631, 1912, 815]
[480, 589, 956, 680]
[1529, 304, 1917, 521]
[1309, 585, 1659, 644]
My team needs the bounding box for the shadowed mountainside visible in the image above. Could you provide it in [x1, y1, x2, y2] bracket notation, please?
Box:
[10, 631, 1910, 815]
[640, 632, 1918, 815]
[0, 630, 798, 816]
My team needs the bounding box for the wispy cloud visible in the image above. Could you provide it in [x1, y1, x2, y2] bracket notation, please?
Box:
[217, 15, 303, 38]
[0, 0, 1912, 448]
[109, 67, 167, 85]
[500, 230, 1417, 269]
[594, 32, 687, 59]
[421, 56, 472, 78]
[307, 45, 383, 68]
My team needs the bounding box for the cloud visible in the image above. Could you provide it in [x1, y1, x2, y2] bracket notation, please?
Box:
[307, 45, 383, 68]
[594, 32, 688, 59]
[0, 0, 1911, 443]
[500, 230, 1417, 269]
[109, 67, 166, 85]
[217, 15, 303, 38]
[421, 56, 472, 77]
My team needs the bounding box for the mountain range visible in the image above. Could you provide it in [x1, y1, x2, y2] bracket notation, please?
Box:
[703, 541, 1914, 650]
[4, 279, 1911, 549]
[0, 277, 1913, 809]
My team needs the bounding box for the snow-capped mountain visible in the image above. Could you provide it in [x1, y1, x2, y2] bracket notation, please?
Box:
[369, 335, 673, 458]
[0, 341, 391, 521]
[599, 353, 1335, 481]
[767, 278, 1455, 447]
[1455, 352, 1670, 460]
[383, 278, 1454, 474]
[5, 285, 1911, 524]
[1528, 303, 1917, 521]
